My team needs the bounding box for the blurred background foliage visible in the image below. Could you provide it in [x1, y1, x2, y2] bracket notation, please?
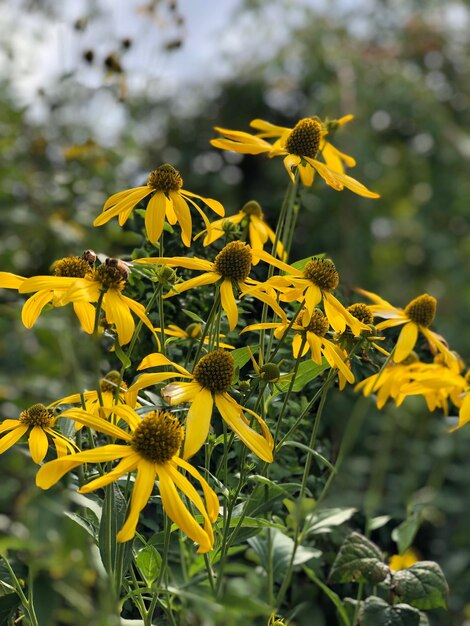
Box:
[0, 0, 469, 625]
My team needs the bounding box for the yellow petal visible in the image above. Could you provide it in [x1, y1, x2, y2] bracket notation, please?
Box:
[60, 409, 132, 440]
[183, 387, 213, 459]
[116, 459, 156, 542]
[79, 451, 138, 493]
[182, 190, 225, 217]
[21, 291, 54, 327]
[138, 352, 191, 375]
[144, 191, 167, 244]
[103, 289, 134, 346]
[165, 273, 220, 299]
[394, 323, 418, 363]
[174, 457, 219, 522]
[94, 187, 151, 226]
[309, 159, 380, 198]
[306, 332, 323, 364]
[36, 444, 130, 489]
[28, 426, 49, 464]
[170, 192, 192, 246]
[18, 276, 78, 293]
[298, 161, 315, 186]
[157, 464, 213, 553]
[0, 272, 25, 289]
[73, 301, 96, 334]
[133, 255, 212, 271]
[161, 381, 201, 405]
[220, 279, 238, 331]
[0, 425, 28, 455]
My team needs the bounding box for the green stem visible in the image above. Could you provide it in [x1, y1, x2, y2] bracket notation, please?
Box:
[1, 555, 39, 626]
[93, 290, 105, 335]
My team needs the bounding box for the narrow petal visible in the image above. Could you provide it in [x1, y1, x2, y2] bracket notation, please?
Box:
[120, 295, 155, 338]
[170, 192, 192, 246]
[0, 272, 25, 289]
[21, 291, 54, 328]
[94, 187, 152, 226]
[252, 249, 301, 276]
[174, 457, 219, 522]
[282, 154, 300, 183]
[144, 191, 167, 244]
[394, 323, 419, 363]
[306, 332, 323, 364]
[73, 301, 96, 334]
[18, 276, 79, 293]
[215, 393, 273, 462]
[79, 452, 138, 493]
[116, 460, 156, 542]
[138, 352, 191, 376]
[165, 273, 219, 298]
[133, 256, 212, 271]
[161, 381, 202, 405]
[0, 425, 28, 455]
[182, 190, 225, 217]
[0, 419, 22, 434]
[220, 279, 238, 331]
[36, 444, 131, 489]
[60, 409, 132, 440]
[322, 341, 355, 384]
[308, 159, 380, 198]
[157, 465, 213, 553]
[298, 161, 315, 186]
[103, 290, 134, 346]
[183, 387, 214, 459]
[28, 426, 49, 463]
[127, 372, 192, 401]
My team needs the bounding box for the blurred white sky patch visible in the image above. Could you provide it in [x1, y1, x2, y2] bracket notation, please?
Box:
[0, 0, 468, 143]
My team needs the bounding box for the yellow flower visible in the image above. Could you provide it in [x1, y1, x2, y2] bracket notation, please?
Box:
[251, 252, 368, 336]
[0, 403, 77, 463]
[0, 256, 97, 332]
[19, 257, 156, 346]
[36, 406, 219, 551]
[93, 164, 225, 245]
[196, 200, 286, 263]
[134, 241, 287, 331]
[211, 117, 379, 197]
[357, 289, 458, 369]
[51, 371, 135, 430]
[389, 548, 420, 571]
[126, 351, 274, 462]
[243, 308, 354, 387]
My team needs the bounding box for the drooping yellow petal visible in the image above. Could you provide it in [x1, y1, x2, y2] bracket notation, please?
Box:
[73, 301, 96, 334]
[215, 393, 273, 462]
[0, 419, 21, 434]
[127, 372, 192, 404]
[79, 451, 138, 493]
[144, 191, 167, 244]
[36, 444, 131, 489]
[120, 295, 156, 339]
[0, 424, 28, 455]
[249, 118, 290, 137]
[298, 161, 315, 186]
[394, 322, 419, 363]
[94, 187, 152, 226]
[0, 272, 25, 290]
[174, 457, 219, 522]
[282, 154, 301, 183]
[220, 278, 238, 331]
[28, 426, 49, 463]
[60, 409, 132, 440]
[164, 273, 220, 299]
[306, 332, 323, 364]
[182, 190, 225, 217]
[170, 191, 192, 246]
[138, 352, 192, 376]
[308, 159, 380, 198]
[161, 381, 202, 405]
[157, 464, 213, 553]
[116, 459, 156, 542]
[21, 291, 54, 328]
[183, 387, 213, 459]
[103, 289, 134, 346]
[133, 255, 212, 271]
[322, 341, 355, 384]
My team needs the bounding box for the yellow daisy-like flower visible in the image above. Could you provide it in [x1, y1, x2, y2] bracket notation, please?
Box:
[357, 289, 458, 369]
[251, 251, 368, 336]
[389, 548, 420, 571]
[18, 258, 155, 346]
[0, 255, 97, 332]
[51, 371, 134, 430]
[126, 350, 274, 462]
[93, 164, 225, 245]
[0, 403, 76, 463]
[196, 200, 286, 263]
[211, 116, 379, 197]
[134, 241, 287, 331]
[156, 323, 234, 350]
[243, 308, 354, 388]
[36, 406, 219, 551]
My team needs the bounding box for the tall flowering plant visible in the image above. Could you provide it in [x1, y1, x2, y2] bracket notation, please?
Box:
[0, 114, 458, 626]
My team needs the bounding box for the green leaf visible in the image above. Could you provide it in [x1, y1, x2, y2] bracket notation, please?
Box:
[0, 593, 20, 625]
[362, 596, 420, 626]
[114, 341, 131, 369]
[303, 507, 357, 537]
[304, 567, 352, 626]
[275, 360, 328, 393]
[135, 545, 162, 585]
[182, 308, 205, 323]
[393, 561, 448, 610]
[392, 512, 423, 554]
[248, 528, 321, 582]
[280, 441, 336, 473]
[329, 532, 389, 584]
[291, 254, 325, 270]
[230, 346, 255, 370]
[369, 515, 392, 531]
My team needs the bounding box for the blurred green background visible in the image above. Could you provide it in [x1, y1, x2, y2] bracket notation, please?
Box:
[0, 1, 469, 625]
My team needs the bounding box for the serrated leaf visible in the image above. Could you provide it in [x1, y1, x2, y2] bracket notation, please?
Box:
[362, 596, 420, 626]
[393, 561, 448, 610]
[248, 529, 321, 582]
[135, 545, 162, 585]
[329, 532, 388, 584]
[275, 360, 328, 393]
[392, 512, 423, 554]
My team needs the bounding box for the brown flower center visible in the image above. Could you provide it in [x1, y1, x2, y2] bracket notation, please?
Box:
[304, 308, 329, 337]
[347, 303, 374, 325]
[193, 350, 235, 392]
[147, 164, 183, 194]
[19, 403, 54, 428]
[404, 294, 436, 327]
[93, 261, 127, 290]
[54, 256, 92, 278]
[100, 371, 126, 394]
[303, 258, 339, 292]
[214, 241, 252, 281]
[131, 411, 183, 463]
[285, 118, 322, 159]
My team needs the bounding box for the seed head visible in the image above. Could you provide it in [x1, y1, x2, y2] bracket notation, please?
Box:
[214, 241, 252, 281]
[303, 258, 339, 292]
[147, 164, 183, 194]
[193, 350, 235, 392]
[54, 256, 92, 278]
[404, 294, 436, 327]
[285, 118, 322, 159]
[131, 411, 183, 463]
[304, 308, 329, 337]
[19, 403, 54, 428]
